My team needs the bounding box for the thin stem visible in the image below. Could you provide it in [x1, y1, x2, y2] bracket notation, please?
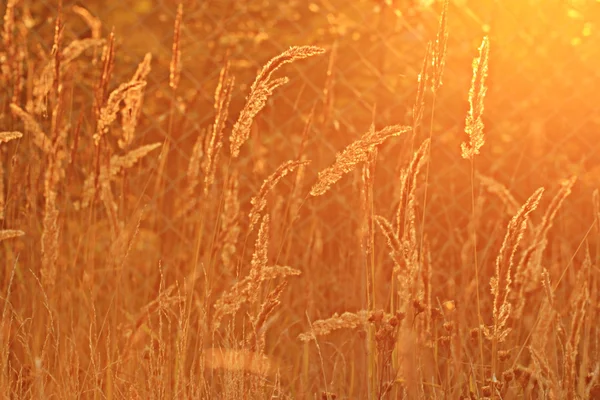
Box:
[470, 157, 486, 388]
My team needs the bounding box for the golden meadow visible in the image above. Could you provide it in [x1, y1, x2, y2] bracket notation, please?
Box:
[0, 0, 599, 398]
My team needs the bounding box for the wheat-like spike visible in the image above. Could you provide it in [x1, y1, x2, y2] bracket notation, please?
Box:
[248, 159, 311, 233]
[413, 42, 431, 130]
[221, 169, 240, 273]
[119, 53, 152, 149]
[298, 310, 371, 342]
[0, 230, 24, 242]
[95, 81, 146, 145]
[230, 46, 325, 158]
[9, 104, 52, 153]
[230, 76, 289, 158]
[488, 187, 543, 343]
[535, 176, 577, 246]
[132, 52, 152, 81]
[311, 124, 411, 197]
[563, 286, 589, 400]
[254, 46, 326, 89]
[431, 0, 448, 93]
[395, 138, 430, 240]
[461, 36, 489, 159]
[169, 2, 183, 90]
[374, 215, 404, 274]
[0, 131, 22, 144]
[203, 61, 235, 196]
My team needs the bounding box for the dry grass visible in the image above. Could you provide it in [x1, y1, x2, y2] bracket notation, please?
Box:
[0, 2, 598, 400]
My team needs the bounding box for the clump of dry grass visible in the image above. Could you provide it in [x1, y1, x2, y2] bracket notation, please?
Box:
[212, 215, 301, 330]
[1, 2, 598, 399]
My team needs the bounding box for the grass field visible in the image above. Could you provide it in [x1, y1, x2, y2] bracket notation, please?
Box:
[1, 0, 599, 398]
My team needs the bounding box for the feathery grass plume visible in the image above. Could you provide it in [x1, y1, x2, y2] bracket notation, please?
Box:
[94, 80, 147, 145]
[9, 104, 52, 153]
[413, 42, 431, 130]
[311, 124, 411, 196]
[72, 5, 101, 40]
[247, 215, 270, 305]
[564, 286, 589, 400]
[82, 143, 161, 207]
[516, 176, 577, 295]
[248, 280, 287, 353]
[535, 176, 576, 246]
[220, 169, 240, 273]
[203, 61, 235, 196]
[96, 30, 115, 114]
[248, 159, 311, 233]
[119, 53, 152, 149]
[431, 0, 448, 93]
[461, 36, 489, 159]
[485, 187, 543, 344]
[374, 215, 403, 273]
[0, 131, 22, 144]
[0, 230, 24, 242]
[230, 45, 326, 158]
[33, 38, 105, 115]
[298, 310, 371, 342]
[169, 1, 183, 90]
